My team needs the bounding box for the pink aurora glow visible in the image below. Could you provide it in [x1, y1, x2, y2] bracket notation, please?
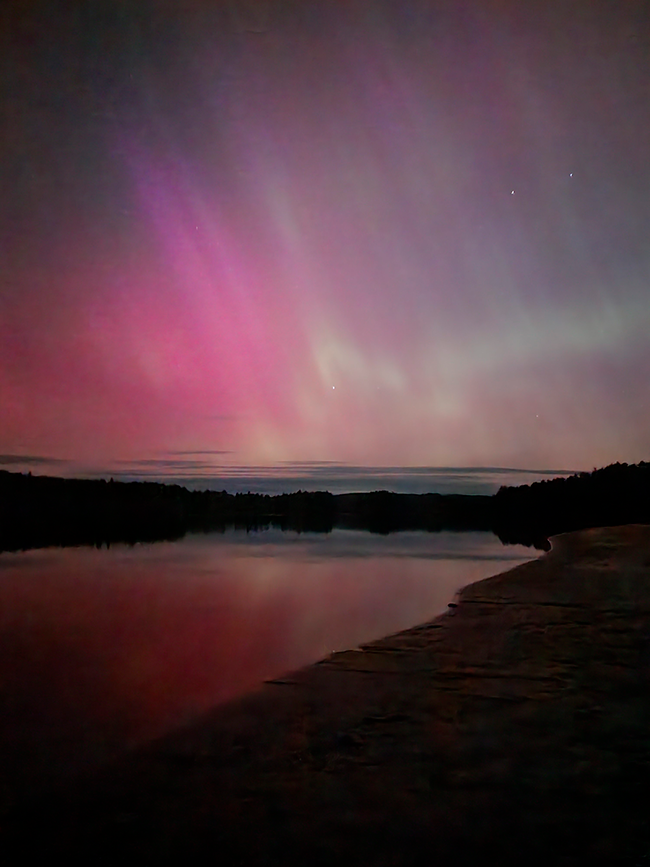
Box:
[2, 1, 649, 483]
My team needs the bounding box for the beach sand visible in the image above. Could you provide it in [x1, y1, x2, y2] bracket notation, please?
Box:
[4, 524, 650, 865]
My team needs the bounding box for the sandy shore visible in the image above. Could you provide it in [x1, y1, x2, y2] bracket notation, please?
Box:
[5, 525, 650, 864]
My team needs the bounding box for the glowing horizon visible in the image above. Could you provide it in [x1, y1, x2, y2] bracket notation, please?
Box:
[0, 456, 579, 497]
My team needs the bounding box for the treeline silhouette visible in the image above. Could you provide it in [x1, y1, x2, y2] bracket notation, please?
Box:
[494, 461, 650, 545]
[0, 461, 648, 553]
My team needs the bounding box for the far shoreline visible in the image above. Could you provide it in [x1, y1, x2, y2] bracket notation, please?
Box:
[1, 460, 649, 553]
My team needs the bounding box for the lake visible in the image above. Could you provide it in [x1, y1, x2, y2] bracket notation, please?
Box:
[0, 528, 539, 805]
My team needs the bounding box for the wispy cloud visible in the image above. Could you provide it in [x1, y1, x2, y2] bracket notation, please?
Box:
[277, 460, 346, 467]
[165, 450, 234, 456]
[112, 458, 230, 472]
[0, 454, 69, 466]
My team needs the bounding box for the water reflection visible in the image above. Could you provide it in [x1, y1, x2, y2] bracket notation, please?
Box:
[0, 529, 538, 802]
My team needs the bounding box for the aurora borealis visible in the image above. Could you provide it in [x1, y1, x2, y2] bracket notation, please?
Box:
[2, 1, 649, 491]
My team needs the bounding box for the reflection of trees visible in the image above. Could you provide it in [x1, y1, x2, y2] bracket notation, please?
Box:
[1, 461, 649, 553]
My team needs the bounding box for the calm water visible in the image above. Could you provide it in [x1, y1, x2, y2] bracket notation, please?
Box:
[0, 529, 539, 802]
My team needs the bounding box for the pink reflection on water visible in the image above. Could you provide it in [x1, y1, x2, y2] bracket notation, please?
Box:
[0, 530, 536, 801]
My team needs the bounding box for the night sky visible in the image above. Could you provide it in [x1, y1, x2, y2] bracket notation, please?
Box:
[2, 0, 649, 491]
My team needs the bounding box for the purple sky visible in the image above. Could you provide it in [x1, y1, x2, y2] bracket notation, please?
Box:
[1, 1, 649, 491]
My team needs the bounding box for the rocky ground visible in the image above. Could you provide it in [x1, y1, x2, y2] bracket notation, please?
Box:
[4, 525, 650, 865]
